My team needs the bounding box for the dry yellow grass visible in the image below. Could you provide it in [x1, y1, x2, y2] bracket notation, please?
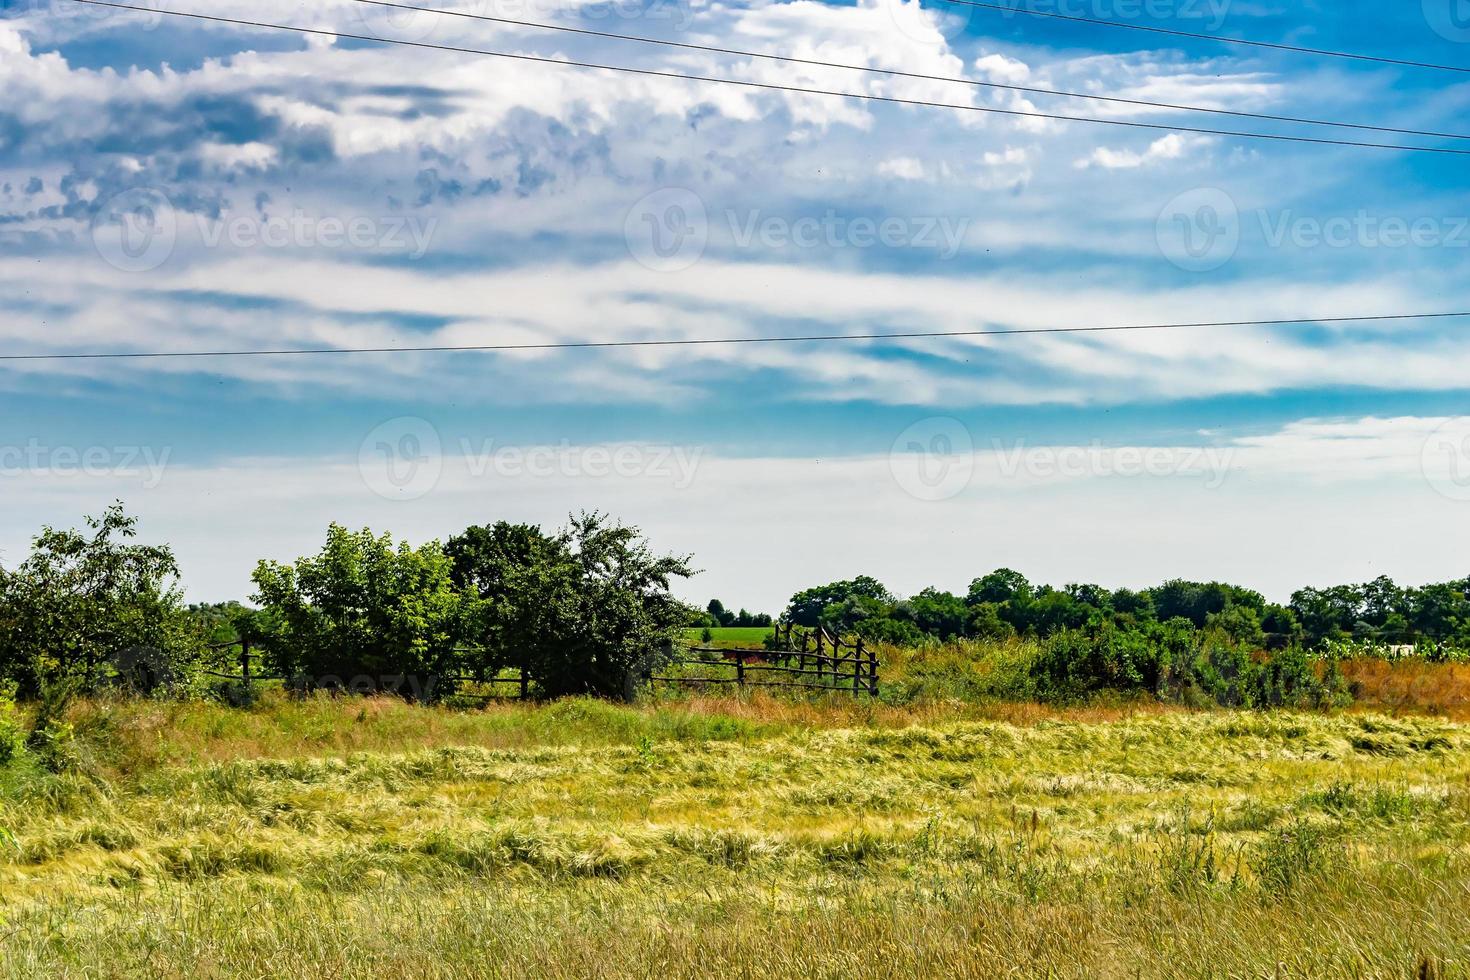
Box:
[1, 696, 1467, 977]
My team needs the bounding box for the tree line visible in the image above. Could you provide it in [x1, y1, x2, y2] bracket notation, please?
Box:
[1, 503, 1462, 709]
[0, 503, 693, 700]
[782, 570, 1470, 654]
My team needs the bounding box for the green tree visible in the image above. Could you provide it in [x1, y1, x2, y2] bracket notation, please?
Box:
[252, 525, 473, 698]
[785, 577, 892, 627]
[967, 568, 1031, 606]
[903, 588, 969, 641]
[966, 602, 1015, 641]
[706, 598, 734, 627]
[449, 514, 694, 699]
[0, 503, 203, 696]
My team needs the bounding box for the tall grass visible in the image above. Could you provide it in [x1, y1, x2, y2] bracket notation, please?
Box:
[0, 698, 1465, 977]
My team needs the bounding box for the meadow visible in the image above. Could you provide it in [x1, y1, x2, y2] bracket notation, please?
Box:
[1, 688, 1468, 978]
[683, 625, 776, 648]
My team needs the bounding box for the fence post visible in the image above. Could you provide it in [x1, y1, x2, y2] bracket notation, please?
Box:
[735, 656, 745, 689]
[852, 639, 863, 696]
[241, 639, 252, 686]
[520, 668, 529, 700]
[815, 629, 825, 683]
[866, 642, 878, 696]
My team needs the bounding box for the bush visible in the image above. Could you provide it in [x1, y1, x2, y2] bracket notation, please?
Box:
[0, 682, 25, 766]
[251, 525, 475, 697]
[1031, 623, 1164, 699]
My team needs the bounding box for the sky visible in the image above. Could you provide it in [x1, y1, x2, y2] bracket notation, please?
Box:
[3, 0, 1470, 612]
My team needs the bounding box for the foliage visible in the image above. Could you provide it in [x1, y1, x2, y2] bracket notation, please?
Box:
[784, 576, 891, 627]
[251, 525, 473, 697]
[0, 503, 205, 696]
[450, 513, 694, 699]
[704, 600, 772, 628]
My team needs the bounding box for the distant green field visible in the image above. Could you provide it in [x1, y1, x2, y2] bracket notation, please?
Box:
[683, 626, 773, 648]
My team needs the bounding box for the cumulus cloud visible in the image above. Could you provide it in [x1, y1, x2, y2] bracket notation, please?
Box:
[1074, 133, 1204, 169]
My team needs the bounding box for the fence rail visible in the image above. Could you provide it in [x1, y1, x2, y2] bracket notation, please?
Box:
[202, 624, 880, 699]
[650, 625, 879, 697]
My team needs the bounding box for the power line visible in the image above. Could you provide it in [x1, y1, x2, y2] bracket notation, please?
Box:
[6, 312, 1468, 361]
[67, 0, 1470, 156]
[932, 0, 1470, 75]
[349, 0, 1470, 142]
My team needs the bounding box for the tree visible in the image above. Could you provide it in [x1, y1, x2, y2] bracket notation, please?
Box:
[706, 599, 734, 627]
[967, 602, 1015, 641]
[450, 513, 694, 699]
[1290, 585, 1363, 645]
[0, 503, 203, 695]
[785, 577, 892, 627]
[445, 521, 566, 680]
[1151, 580, 1263, 627]
[967, 568, 1031, 606]
[904, 588, 969, 641]
[819, 594, 891, 633]
[252, 525, 473, 697]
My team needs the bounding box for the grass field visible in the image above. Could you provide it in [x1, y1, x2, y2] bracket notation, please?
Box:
[1, 693, 1468, 977]
[683, 626, 774, 648]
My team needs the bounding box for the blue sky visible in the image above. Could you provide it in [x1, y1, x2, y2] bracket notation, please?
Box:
[3, 0, 1470, 610]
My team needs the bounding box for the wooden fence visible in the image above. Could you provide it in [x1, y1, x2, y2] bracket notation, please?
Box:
[203, 624, 879, 699]
[201, 640, 533, 698]
[647, 625, 879, 697]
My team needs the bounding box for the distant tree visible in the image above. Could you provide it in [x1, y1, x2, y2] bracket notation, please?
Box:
[904, 588, 969, 641]
[967, 602, 1015, 641]
[1360, 575, 1404, 627]
[1409, 580, 1470, 647]
[1110, 587, 1154, 619]
[854, 616, 928, 647]
[0, 503, 204, 696]
[967, 568, 1031, 606]
[1206, 605, 1266, 649]
[1261, 603, 1301, 649]
[706, 599, 736, 627]
[446, 521, 566, 679]
[1290, 585, 1363, 645]
[1066, 583, 1112, 610]
[1151, 580, 1263, 628]
[1006, 588, 1092, 637]
[819, 593, 891, 633]
[785, 577, 892, 627]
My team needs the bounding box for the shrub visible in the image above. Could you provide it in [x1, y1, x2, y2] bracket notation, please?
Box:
[1031, 622, 1164, 699]
[0, 682, 25, 765]
[252, 525, 475, 697]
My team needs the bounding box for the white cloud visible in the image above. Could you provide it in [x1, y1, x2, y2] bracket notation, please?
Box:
[878, 156, 927, 180]
[973, 53, 1031, 84]
[1075, 133, 1197, 169]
